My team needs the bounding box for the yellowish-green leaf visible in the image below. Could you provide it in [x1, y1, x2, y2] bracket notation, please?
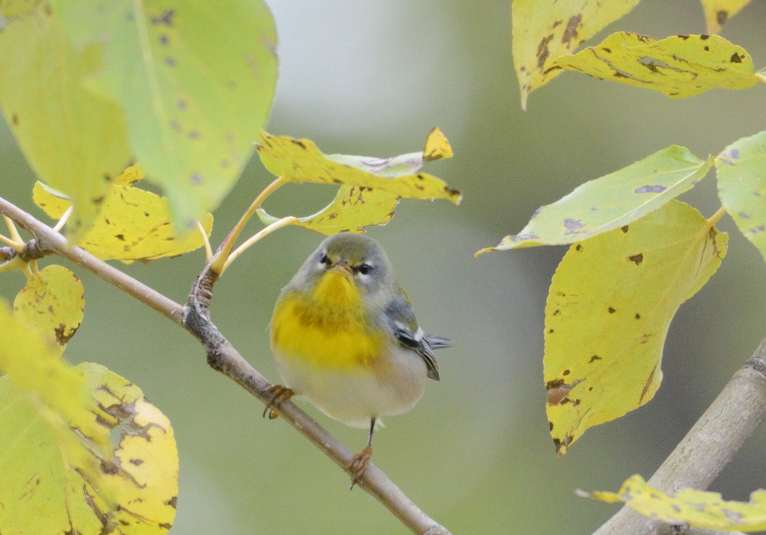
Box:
[545, 201, 727, 454]
[13, 264, 85, 349]
[716, 130, 766, 262]
[52, 0, 278, 229]
[0, 5, 131, 238]
[511, 0, 640, 109]
[0, 362, 179, 534]
[33, 171, 213, 262]
[256, 128, 459, 234]
[479, 145, 711, 253]
[552, 32, 760, 98]
[0, 0, 43, 18]
[701, 0, 752, 33]
[258, 130, 460, 202]
[582, 474, 766, 532]
[258, 186, 400, 235]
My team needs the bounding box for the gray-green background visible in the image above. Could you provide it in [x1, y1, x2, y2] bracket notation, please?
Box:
[2, 1, 765, 533]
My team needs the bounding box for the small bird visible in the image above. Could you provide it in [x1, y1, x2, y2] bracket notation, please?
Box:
[268, 233, 449, 484]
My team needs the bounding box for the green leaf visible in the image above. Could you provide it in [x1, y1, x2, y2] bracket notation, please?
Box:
[700, 0, 753, 33]
[552, 32, 761, 98]
[256, 128, 460, 235]
[716, 131, 766, 262]
[33, 166, 213, 262]
[0, 5, 131, 237]
[52, 0, 278, 228]
[511, 0, 640, 109]
[478, 146, 711, 253]
[0, 303, 178, 534]
[582, 474, 766, 532]
[14, 264, 85, 349]
[544, 201, 727, 454]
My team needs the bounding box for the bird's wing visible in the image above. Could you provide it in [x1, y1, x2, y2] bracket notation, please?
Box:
[384, 291, 450, 381]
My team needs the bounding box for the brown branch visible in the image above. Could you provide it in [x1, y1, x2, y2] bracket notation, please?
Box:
[594, 338, 766, 535]
[0, 195, 450, 535]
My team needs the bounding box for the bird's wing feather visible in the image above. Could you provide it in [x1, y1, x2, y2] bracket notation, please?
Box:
[384, 291, 450, 381]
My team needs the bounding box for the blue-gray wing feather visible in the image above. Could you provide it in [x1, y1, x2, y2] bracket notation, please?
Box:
[384, 294, 450, 381]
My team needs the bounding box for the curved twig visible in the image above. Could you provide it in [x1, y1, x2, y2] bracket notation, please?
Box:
[0, 195, 450, 535]
[594, 339, 766, 535]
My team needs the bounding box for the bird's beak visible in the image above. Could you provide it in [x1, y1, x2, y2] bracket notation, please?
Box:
[331, 262, 354, 277]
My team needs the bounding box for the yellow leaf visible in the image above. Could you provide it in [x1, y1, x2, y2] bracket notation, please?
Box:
[14, 264, 84, 350]
[33, 170, 213, 262]
[423, 127, 454, 161]
[256, 131, 461, 204]
[511, 0, 640, 109]
[258, 186, 400, 235]
[0, 304, 177, 533]
[0, 363, 179, 534]
[701, 0, 752, 33]
[552, 32, 760, 98]
[545, 201, 727, 454]
[583, 474, 766, 532]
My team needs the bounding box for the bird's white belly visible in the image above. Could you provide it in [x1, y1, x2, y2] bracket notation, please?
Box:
[274, 347, 428, 429]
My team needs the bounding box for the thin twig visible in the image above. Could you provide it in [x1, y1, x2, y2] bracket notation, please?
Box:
[0, 194, 450, 535]
[221, 215, 297, 273]
[594, 338, 766, 535]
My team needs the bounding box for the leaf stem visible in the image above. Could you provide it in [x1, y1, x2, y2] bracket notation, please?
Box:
[52, 206, 73, 232]
[196, 220, 213, 262]
[3, 215, 23, 244]
[220, 216, 298, 274]
[707, 206, 726, 226]
[0, 232, 23, 251]
[210, 176, 287, 274]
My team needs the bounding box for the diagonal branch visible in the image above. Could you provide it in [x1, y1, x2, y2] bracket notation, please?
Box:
[0, 195, 450, 535]
[594, 338, 766, 535]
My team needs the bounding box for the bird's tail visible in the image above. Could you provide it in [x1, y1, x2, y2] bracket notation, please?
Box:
[425, 335, 451, 350]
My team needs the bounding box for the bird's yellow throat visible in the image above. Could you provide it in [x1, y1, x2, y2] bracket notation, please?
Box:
[271, 269, 384, 369]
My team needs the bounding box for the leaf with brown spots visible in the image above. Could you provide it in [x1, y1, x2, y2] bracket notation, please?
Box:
[255, 128, 460, 235]
[51, 0, 278, 229]
[478, 145, 712, 253]
[716, 130, 766, 263]
[0, 2, 131, 238]
[700, 0, 753, 33]
[544, 201, 727, 454]
[511, 0, 640, 109]
[582, 474, 766, 532]
[13, 264, 84, 352]
[0, 304, 178, 534]
[552, 32, 761, 98]
[33, 166, 213, 262]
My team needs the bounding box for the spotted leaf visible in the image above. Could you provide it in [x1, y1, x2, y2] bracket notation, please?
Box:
[13, 264, 84, 350]
[51, 0, 278, 229]
[0, 303, 178, 534]
[716, 130, 766, 262]
[511, 0, 640, 109]
[545, 201, 727, 454]
[33, 168, 213, 262]
[582, 474, 766, 532]
[0, 3, 131, 238]
[478, 145, 711, 253]
[552, 32, 761, 98]
[256, 128, 459, 235]
[701, 0, 753, 33]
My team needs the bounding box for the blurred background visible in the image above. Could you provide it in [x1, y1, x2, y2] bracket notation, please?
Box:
[2, 0, 766, 533]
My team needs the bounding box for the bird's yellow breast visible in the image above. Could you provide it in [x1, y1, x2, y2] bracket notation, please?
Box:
[271, 271, 385, 369]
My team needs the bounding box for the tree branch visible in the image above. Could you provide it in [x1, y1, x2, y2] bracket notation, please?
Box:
[0, 195, 450, 535]
[594, 338, 766, 535]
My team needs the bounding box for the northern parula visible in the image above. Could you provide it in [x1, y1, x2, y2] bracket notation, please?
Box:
[268, 233, 449, 483]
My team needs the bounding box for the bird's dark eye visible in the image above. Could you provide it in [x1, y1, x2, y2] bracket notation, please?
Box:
[319, 253, 331, 266]
[356, 263, 373, 275]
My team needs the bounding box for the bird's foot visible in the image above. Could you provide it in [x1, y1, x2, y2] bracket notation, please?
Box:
[262, 384, 294, 419]
[348, 446, 373, 490]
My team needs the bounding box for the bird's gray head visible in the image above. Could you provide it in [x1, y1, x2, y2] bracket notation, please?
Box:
[290, 233, 394, 300]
